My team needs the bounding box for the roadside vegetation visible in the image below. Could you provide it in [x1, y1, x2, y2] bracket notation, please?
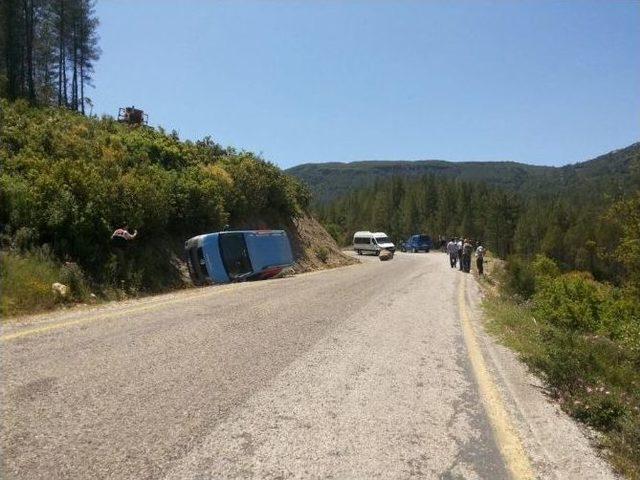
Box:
[0, 100, 310, 316]
[483, 197, 640, 478]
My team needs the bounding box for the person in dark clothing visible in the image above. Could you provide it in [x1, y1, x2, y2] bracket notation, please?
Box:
[462, 239, 473, 273]
[476, 243, 485, 275]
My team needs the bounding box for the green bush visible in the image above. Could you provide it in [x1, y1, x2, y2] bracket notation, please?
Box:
[533, 272, 608, 333]
[59, 262, 90, 301]
[13, 227, 38, 252]
[503, 255, 536, 299]
[601, 290, 640, 359]
[531, 254, 560, 280]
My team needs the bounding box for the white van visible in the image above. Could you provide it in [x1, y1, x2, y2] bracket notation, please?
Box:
[353, 231, 396, 255]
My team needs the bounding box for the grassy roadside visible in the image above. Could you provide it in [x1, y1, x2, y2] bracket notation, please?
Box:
[1, 249, 110, 317]
[480, 256, 640, 479]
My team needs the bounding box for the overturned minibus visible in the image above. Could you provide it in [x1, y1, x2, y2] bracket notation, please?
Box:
[185, 230, 294, 285]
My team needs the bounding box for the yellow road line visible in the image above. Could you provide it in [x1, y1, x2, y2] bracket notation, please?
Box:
[1, 283, 243, 342]
[458, 275, 534, 480]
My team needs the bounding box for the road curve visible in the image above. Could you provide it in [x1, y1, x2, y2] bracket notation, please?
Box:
[1, 253, 616, 479]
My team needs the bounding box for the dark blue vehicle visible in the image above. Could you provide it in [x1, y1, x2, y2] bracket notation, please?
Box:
[185, 230, 294, 285]
[400, 234, 433, 253]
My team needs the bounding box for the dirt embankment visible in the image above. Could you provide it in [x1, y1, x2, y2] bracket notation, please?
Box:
[287, 214, 358, 273]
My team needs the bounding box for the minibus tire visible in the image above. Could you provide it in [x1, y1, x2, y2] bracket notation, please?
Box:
[357, 250, 362, 255]
[375, 250, 380, 256]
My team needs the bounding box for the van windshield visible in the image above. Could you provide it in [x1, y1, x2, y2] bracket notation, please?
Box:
[375, 237, 391, 244]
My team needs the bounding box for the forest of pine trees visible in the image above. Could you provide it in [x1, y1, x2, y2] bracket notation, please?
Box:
[315, 172, 638, 285]
[315, 175, 521, 257]
[0, 0, 100, 112]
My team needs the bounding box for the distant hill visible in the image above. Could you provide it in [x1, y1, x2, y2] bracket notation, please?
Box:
[286, 143, 640, 203]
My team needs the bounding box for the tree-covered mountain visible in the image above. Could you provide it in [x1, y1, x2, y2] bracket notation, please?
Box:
[287, 143, 640, 203]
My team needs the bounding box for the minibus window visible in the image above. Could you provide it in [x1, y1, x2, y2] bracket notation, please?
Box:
[219, 233, 253, 279]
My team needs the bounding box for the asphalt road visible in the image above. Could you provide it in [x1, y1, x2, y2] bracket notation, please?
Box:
[1, 253, 617, 479]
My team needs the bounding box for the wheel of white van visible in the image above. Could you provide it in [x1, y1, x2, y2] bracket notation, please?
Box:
[357, 250, 362, 255]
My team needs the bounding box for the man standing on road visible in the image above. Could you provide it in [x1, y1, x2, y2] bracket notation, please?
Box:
[476, 243, 485, 275]
[462, 238, 473, 273]
[457, 238, 464, 271]
[447, 238, 458, 268]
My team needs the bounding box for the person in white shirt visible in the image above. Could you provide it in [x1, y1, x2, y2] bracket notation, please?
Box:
[446, 238, 458, 268]
[457, 239, 463, 270]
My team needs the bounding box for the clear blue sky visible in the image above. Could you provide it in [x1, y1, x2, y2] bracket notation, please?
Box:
[92, 1, 640, 168]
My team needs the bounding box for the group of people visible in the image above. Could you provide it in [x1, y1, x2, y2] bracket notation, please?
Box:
[446, 238, 485, 275]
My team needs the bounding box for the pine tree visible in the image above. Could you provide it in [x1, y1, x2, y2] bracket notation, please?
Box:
[0, 0, 99, 109]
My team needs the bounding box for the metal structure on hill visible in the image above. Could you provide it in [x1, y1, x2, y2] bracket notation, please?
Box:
[117, 106, 148, 126]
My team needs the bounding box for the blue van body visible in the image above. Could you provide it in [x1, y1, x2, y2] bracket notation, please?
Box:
[400, 234, 433, 253]
[185, 230, 294, 285]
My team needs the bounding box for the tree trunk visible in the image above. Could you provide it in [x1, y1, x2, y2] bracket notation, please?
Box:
[3, 0, 21, 99]
[57, 0, 64, 105]
[79, 2, 85, 114]
[23, 0, 36, 103]
[72, 20, 78, 110]
[80, 58, 85, 114]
